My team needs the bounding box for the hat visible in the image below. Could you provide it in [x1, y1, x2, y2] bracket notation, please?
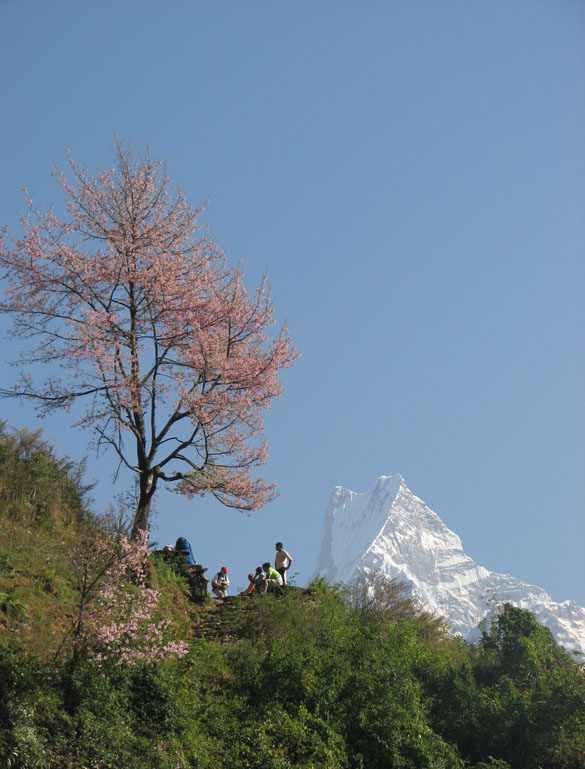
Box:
[221, 566, 228, 573]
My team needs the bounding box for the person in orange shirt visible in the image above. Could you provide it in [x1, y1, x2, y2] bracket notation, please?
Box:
[241, 566, 266, 596]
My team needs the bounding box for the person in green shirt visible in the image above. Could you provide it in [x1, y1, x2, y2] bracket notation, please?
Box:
[262, 561, 283, 593]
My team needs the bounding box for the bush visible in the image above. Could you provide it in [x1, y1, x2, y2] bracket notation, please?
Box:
[0, 422, 92, 529]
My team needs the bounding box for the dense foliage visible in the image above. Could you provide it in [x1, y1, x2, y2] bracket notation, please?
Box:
[0, 421, 91, 529]
[1, 426, 584, 768]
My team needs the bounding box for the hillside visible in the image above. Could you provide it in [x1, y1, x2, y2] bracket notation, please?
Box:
[1, 426, 585, 769]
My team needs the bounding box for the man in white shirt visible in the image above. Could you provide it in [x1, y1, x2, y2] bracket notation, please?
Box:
[274, 542, 293, 585]
[211, 566, 230, 598]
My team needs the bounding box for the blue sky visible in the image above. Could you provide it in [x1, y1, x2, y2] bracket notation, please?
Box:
[1, 1, 583, 600]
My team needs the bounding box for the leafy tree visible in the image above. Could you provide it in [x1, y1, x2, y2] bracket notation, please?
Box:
[428, 604, 585, 768]
[472, 605, 585, 769]
[0, 141, 297, 535]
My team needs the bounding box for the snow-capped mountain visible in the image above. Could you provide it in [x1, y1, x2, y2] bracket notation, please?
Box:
[315, 474, 585, 655]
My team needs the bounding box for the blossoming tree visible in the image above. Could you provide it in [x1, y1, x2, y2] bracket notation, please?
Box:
[67, 530, 188, 666]
[0, 141, 296, 535]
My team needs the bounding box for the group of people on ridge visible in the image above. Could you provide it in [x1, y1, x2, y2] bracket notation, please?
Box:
[241, 543, 293, 596]
[171, 538, 293, 599]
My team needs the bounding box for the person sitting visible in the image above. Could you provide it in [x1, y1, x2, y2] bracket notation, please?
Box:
[175, 537, 195, 567]
[241, 572, 256, 596]
[253, 566, 267, 592]
[211, 566, 230, 598]
[262, 561, 283, 593]
[241, 566, 267, 596]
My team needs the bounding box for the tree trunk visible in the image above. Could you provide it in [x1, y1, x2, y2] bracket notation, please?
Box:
[131, 471, 156, 539]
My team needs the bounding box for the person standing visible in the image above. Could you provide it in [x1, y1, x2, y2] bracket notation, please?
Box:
[211, 566, 230, 598]
[274, 542, 293, 585]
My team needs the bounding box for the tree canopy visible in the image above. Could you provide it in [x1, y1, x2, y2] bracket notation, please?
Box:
[0, 141, 297, 534]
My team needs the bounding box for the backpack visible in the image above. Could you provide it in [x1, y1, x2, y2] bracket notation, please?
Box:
[175, 537, 195, 567]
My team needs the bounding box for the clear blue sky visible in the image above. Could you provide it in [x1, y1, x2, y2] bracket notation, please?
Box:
[1, 1, 583, 601]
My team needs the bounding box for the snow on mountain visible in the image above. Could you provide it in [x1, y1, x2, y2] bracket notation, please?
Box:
[314, 474, 585, 655]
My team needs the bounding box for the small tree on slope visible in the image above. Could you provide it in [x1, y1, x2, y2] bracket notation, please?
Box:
[0, 140, 297, 535]
[66, 529, 188, 667]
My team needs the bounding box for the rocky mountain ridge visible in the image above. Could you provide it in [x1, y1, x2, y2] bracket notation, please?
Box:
[315, 474, 585, 654]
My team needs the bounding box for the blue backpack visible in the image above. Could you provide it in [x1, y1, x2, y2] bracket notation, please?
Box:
[175, 537, 195, 566]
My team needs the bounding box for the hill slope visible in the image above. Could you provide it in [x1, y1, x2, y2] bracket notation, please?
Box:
[2, 428, 585, 769]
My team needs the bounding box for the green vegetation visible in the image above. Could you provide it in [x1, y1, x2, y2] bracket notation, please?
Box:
[1, 424, 584, 768]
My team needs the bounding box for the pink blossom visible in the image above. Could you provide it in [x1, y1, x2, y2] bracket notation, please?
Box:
[0, 140, 298, 534]
[69, 530, 188, 666]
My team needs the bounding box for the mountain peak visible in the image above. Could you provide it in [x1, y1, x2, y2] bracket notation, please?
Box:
[314, 475, 585, 654]
[373, 472, 405, 489]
